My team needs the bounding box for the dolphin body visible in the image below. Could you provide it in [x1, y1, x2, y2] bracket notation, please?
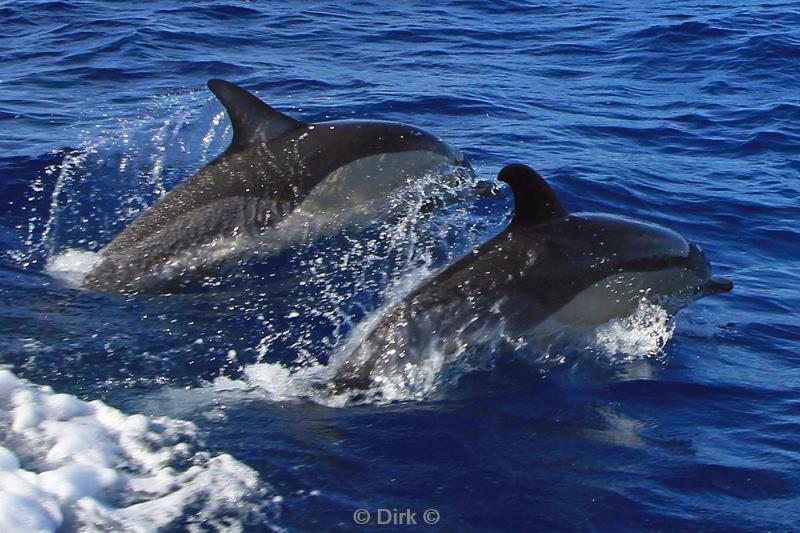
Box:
[83, 79, 468, 292]
[330, 163, 733, 393]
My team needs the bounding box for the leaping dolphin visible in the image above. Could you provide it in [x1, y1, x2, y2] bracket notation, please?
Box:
[330, 163, 733, 393]
[83, 79, 469, 292]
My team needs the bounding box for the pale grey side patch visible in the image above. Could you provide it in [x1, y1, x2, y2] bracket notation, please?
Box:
[531, 267, 699, 339]
[270, 150, 460, 249]
[299, 150, 454, 213]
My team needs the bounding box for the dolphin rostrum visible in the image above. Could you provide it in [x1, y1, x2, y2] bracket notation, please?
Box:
[83, 79, 469, 292]
[330, 163, 733, 394]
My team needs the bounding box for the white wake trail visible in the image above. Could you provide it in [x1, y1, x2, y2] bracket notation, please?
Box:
[0, 369, 280, 532]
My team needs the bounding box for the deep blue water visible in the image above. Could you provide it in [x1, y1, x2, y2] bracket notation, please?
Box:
[1, 1, 800, 531]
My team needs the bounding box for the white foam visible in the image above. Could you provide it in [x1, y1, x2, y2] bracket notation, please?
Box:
[239, 361, 349, 406]
[232, 299, 676, 407]
[0, 370, 279, 532]
[589, 298, 675, 362]
[45, 249, 101, 286]
[230, 307, 502, 407]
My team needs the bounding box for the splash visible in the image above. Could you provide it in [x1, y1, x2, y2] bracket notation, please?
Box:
[241, 164, 485, 368]
[44, 249, 101, 287]
[230, 298, 676, 407]
[0, 369, 279, 532]
[588, 298, 675, 363]
[16, 88, 226, 271]
[239, 271, 449, 407]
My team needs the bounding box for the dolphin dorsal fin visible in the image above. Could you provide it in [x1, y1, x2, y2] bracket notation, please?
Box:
[207, 79, 305, 150]
[497, 163, 567, 227]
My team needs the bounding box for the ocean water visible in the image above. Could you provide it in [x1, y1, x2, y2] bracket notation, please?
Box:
[1, 1, 799, 531]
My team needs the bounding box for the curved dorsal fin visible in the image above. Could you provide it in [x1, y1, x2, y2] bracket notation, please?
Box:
[207, 79, 306, 150]
[497, 163, 567, 227]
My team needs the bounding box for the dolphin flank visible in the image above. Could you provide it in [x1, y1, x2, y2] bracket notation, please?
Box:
[83, 79, 469, 292]
[330, 163, 733, 393]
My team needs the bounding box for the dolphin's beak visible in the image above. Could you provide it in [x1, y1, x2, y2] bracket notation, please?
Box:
[703, 277, 734, 295]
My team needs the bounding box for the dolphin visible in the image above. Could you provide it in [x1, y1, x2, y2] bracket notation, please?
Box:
[82, 79, 469, 292]
[330, 163, 733, 393]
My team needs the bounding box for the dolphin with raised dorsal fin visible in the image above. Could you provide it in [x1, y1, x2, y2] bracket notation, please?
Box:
[330, 163, 733, 394]
[83, 79, 469, 292]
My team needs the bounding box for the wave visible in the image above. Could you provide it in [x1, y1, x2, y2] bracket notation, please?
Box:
[625, 21, 740, 46]
[0, 369, 279, 532]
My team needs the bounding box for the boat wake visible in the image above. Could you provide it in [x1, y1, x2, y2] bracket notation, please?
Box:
[0, 369, 279, 532]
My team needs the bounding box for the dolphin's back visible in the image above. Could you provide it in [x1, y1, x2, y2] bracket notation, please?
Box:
[83, 81, 466, 292]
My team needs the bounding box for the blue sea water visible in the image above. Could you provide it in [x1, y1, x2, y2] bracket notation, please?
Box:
[1, 1, 799, 531]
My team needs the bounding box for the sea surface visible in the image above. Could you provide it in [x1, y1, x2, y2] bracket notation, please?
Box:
[1, 1, 799, 531]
